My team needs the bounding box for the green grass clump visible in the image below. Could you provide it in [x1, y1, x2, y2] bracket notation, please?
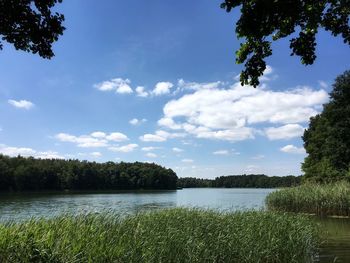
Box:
[266, 181, 350, 217]
[0, 208, 317, 263]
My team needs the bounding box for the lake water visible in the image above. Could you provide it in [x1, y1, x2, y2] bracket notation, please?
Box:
[0, 188, 273, 221]
[0, 188, 349, 262]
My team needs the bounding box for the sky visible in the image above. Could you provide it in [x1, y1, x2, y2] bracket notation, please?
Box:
[0, 0, 349, 178]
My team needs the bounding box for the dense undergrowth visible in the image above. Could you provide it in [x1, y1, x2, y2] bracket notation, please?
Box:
[266, 182, 350, 217]
[0, 208, 318, 263]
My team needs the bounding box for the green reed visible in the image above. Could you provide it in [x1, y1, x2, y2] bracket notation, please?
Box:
[0, 208, 318, 263]
[266, 181, 350, 217]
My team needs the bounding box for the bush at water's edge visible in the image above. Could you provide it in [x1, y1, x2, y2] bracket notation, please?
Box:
[0, 208, 318, 263]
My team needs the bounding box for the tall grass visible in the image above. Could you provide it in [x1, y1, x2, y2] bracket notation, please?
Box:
[266, 181, 350, 217]
[0, 208, 318, 263]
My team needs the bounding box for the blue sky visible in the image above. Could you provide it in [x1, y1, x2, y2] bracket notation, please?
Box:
[0, 0, 349, 178]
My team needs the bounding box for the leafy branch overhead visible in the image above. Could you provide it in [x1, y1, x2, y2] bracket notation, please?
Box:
[0, 0, 65, 59]
[221, 0, 350, 87]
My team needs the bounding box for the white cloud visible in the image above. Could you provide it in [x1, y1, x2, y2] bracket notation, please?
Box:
[231, 149, 241, 155]
[135, 86, 149, 97]
[139, 133, 166, 142]
[91, 152, 102, 157]
[0, 144, 64, 159]
[182, 158, 194, 163]
[8, 99, 34, 110]
[106, 132, 129, 142]
[36, 151, 65, 159]
[146, 152, 157, 158]
[158, 82, 328, 142]
[139, 130, 185, 142]
[252, 154, 265, 160]
[90, 131, 106, 138]
[56, 133, 108, 148]
[109, 144, 138, 153]
[129, 118, 147, 126]
[265, 124, 305, 140]
[280, 145, 305, 154]
[55, 131, 128, 148]
[318, 80, 328, 89]
[213, 150, 229, 155]
[152, 82, 174, 96]
[259, 65, 276, 82]
[0, 145, 36, 156]
[157, 117, 182, 129]
[245, 165, 259, 173]
[172, 147, 183, 153]
[94, 78, 133, 94]
[141, 146, 160, 151]
[176, 79, 222, 92]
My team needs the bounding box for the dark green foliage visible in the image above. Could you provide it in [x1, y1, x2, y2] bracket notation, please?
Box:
[221, 0, 350, 87]
[266, 181, 350, 217]
[0, 208, 318, 263]
[0, 0, 65, 58]
[302, 70, 350, 182]
[0, 155, 178, 191]
[178, 174, 301, 188]
[177, 177, 213, 188]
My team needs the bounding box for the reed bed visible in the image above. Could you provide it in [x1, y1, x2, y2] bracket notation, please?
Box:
[266, 181, 350, 217]
[0, 208, 317, 263]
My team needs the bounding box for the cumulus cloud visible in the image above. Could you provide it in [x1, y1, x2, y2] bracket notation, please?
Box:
[146, 152, 157, 158]
[0, 144, 64, 159]
[106, 132, 129, 142]
[176, 79, 222, 92]
[245, 165, 259, 173]
[139, 130, 185, 142]
[141, 146, 160, 151]
[8, 99, 34, 110]
[129, 118, 147, 126]
[252, 154, 265, 160]
[109, 144, 138, 153]
[55, 131, 128, 148]
[94, 78, 133, 94]
[182, 158, 194, 163]
[172, 147, 183, 153]
[265, 124, 305, 140]
[213, 150, 229, 155]
[139, 133, 166, 142]
[90, 152, 102, 158]
[318, 80, 328, 89]
[90, 131, 106, 138]
[136, 86, 149, 97]
[157, 81, 328, 142]
[280, 145, 305, 154]
[152, 82, 174, 96]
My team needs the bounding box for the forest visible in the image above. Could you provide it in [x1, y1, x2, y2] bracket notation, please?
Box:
[0, 155, 303, 192]
[0, 155, 178, 191]
[178, 174, 302, 188]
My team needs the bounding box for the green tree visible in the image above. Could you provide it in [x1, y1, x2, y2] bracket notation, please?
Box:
[221, 0, 350, 87]
[0, 0, 65, 59]
[302, 70, 350, 182]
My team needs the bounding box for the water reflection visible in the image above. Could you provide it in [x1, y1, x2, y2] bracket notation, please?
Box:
[317, 217, 350, 263]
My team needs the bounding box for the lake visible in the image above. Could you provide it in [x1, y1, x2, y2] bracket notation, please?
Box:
[0, 188, 349, 262]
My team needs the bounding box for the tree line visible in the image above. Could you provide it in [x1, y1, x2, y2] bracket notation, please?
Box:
[0, 155, 178, 192]
[178, 174, 302, 188]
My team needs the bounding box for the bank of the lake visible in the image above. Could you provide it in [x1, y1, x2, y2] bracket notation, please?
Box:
[0, 208, 318, 263]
